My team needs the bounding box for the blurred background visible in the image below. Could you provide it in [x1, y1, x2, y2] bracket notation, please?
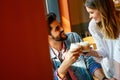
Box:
[45, 0, 120, 38]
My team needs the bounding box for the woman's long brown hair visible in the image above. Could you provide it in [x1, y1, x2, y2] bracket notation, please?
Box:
[85, 0, 120, 39]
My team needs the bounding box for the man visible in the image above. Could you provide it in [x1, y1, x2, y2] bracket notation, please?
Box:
[47, 12, 108, 80]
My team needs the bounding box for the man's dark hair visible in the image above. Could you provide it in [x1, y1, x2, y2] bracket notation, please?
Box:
[47, 12, 56, 35]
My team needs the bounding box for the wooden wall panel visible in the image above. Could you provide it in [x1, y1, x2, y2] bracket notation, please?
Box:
[68, 0, 90, 25]
[0, 0, 53, 80]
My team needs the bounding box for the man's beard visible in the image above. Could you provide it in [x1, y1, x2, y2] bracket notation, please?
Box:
[52, 31, 68, 41]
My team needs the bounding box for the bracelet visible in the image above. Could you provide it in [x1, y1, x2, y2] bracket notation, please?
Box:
[102, 76, 108, 80]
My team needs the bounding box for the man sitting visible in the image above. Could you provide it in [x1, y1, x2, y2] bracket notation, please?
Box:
[47, 12, 108, 80]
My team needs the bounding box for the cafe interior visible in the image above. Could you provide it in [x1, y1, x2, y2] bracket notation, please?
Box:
[1, 0, 120, 80]
[45, 0, 120, 79]
[46, 0, 120, 80]
[45, 0, 120, 49]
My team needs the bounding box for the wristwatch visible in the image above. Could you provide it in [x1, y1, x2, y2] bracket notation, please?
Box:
[102, 76, 108, 80]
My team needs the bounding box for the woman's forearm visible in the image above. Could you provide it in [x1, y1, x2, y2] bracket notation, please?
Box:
[90, 50, 103, 58]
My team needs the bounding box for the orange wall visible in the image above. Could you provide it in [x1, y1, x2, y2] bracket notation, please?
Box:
[0, 0, 53, 80]
[58, 0, 90, 32]
[59, 0, 71, 32]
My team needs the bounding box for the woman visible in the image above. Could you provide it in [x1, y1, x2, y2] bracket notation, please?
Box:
[84, 0, 120, 79]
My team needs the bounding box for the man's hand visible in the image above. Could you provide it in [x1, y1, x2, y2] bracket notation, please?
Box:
[64, 45, 82, 65]
[57, 46, 82, 78]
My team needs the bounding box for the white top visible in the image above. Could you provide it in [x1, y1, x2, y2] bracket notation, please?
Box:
[88, 19, 120, 78]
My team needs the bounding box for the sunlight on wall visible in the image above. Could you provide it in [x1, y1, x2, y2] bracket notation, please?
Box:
[62, 16, 71, 33]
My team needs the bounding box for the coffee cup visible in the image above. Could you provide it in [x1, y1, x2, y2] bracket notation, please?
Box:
[70, 43, 81, 51]
[79, 42, 90, 54]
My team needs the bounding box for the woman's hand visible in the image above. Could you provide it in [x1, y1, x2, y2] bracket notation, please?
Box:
[83, 49, 103, 58]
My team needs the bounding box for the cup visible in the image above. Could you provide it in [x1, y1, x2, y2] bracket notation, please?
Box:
[70, 43, 81, 51]
[79, 42, 90, 54]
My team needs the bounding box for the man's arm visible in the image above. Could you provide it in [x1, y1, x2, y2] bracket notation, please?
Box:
[57, 48, 81, 79]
